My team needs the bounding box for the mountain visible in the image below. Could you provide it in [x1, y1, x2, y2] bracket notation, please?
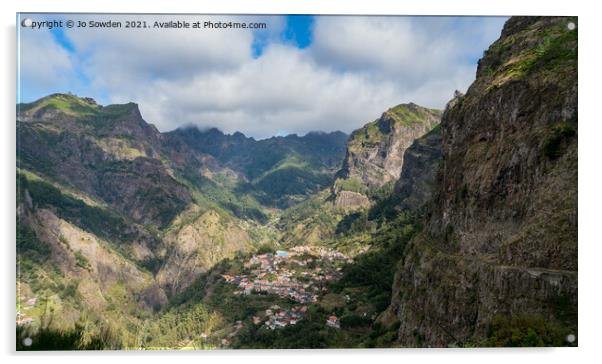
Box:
[164, 127, 348, 208]
[330, 103, 441, 212]
[278, 102, 442, 247]
[16, 94, 278, 344]
[384, 16, 578, 347]
[336, 103, 441, 189]
[18, 94, 190, 228]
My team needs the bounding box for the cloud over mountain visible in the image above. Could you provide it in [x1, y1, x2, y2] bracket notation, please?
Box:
[18, 14, 506, 138]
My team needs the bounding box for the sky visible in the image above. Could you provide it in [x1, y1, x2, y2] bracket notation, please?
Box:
[17, 14, 507, 139]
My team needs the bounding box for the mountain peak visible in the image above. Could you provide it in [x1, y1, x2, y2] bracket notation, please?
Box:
[18, 93, 101, 120]
[337, 101, 441, 190]
[385, 103, 442, 127]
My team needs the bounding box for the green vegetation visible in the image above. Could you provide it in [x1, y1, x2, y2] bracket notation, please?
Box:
[17, 224, 50, 264]
[347, 104, 441, 149]
[485, 18, 577, 90]
[388, 104, 441, 127]
[482, 314, 575, 347]
[143, 303, 221, 348]
[352, 120, 385, 145]
[277, 190, 342, 246]
[18, 93, 100, 117]
[334, 212, 419, 303]
[17, 324, 120, 351]
[527, 21, 577, 74]
[177, 168, 268, 223]
[543, 123, 577, 159]
[333, 177, 367, 194]
[235, 316, 333, 349]
[253, 165, 331, 207]
[96, 103, 137, 118]
[74, 250, 91, 270]
[17, 172, 147, 248]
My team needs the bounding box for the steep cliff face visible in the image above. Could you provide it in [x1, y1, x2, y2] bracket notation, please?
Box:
[393, 125, 442, 212]
[337, 103, 441, 190]
[388, 17, 577, 346]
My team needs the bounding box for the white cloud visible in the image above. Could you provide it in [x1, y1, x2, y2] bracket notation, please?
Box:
[18, 28, 74, 102]
[311, 16, 503, 91]
[19, 15, 507, 138]
[132, 44, 404, 137]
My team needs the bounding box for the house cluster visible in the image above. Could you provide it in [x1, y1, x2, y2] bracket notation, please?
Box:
[255, 304, 308, 330]
[16, 312, 33, 326]
[223, 246, 349, 305]
[220, 246, 352, 331]
[289, 246, 352, 264]
[224, 272, 319, 304]
[16, 296, 38, 326]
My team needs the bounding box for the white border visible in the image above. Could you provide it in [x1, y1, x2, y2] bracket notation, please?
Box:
[2, 1, 600, 364]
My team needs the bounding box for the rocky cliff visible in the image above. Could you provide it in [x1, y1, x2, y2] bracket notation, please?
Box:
[337, 103, 441, 190]
[393, 124, 442, 212]
[386, 16, 578, 347]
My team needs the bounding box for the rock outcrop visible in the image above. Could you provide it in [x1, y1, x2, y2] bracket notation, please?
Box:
[337, 103, 441, 190]
[386, 16, 578, 346]
[333, 190, 371, 211]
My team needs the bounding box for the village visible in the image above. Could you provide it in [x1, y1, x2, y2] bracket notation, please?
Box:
[222, 245, 349, 330]
[16, 297, 37, 326]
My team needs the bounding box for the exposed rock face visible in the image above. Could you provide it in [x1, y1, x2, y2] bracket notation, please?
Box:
[337, 103, 441, 190]
[333, 190, 371, 211]
[387, 17, 578, 346]
[393, 125, 442, 211]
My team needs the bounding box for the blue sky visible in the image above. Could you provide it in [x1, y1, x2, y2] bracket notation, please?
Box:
[253, 15, 313, 57]
[17, 14, 507, 138]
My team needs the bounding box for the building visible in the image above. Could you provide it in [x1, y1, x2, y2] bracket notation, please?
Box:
[326, 315, 340, 329]
[16, 316, 33, 326]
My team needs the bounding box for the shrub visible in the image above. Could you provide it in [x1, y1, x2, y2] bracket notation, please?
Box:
[484, 314, 574, 347]
[543, 123, 576, 159]
[74, 250, 91, 270]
